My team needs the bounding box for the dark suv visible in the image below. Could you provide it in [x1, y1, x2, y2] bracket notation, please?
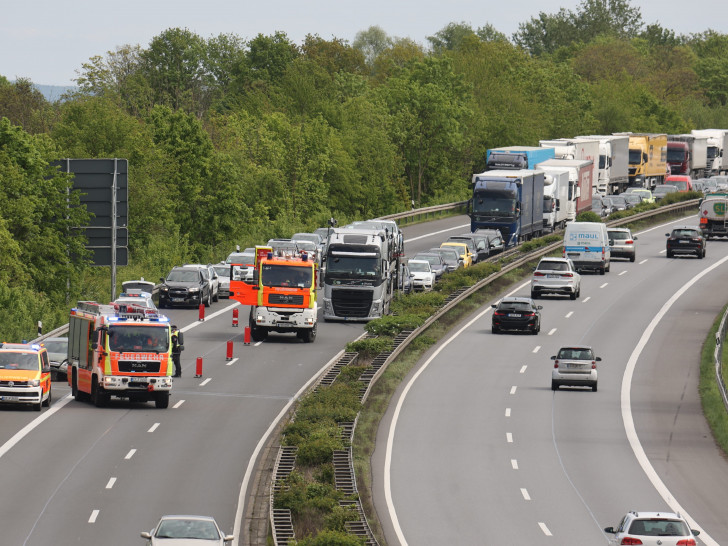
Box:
[666, 225, 706, 259]
[159, 266, 211, 308]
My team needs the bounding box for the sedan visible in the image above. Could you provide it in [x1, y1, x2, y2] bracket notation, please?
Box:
[491, 297, 541, 334]
[607, 227, 637, 262]
[666, 225, 706, 259]
[551, 346, 600, 391]
[530, 257, 581, 300]
[141, 515, 233, 544]
[408, 259, 436, 291]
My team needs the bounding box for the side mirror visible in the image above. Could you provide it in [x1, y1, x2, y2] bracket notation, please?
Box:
[141, 532, 152, 539]
[42, 366, 51, 373]
[491, 304, 497, 308]
[596, 357, 602, 361]
[634, 235, 638, 240]
[550, 355, 556, 360]
[91, 342, 98, 350]
[537, 305, 543, 310]
[159, 277, 165, 283]
[604, 527, 616, 534]
[665, 233, 670, 237]
[692, 530, 701, 536]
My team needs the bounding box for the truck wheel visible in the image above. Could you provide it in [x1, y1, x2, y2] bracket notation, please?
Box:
[630, 255, 636, 262]
[667, 251, 673, 258]
[251, 324, 267, 342]
[300, 324, 317, 343]
[551, 380, 559, 391]
[91, 377, 107, 407]
[570, 292, 577, 300]
[154, 392, 170, 409]
[599, 267, 605, 275]
[43, 386, 52, 407]
[72, 371, 85, 402]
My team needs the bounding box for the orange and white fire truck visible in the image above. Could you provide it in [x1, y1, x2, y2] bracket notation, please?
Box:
[230, 245, 318, 342]
[67, 301, 174, 408]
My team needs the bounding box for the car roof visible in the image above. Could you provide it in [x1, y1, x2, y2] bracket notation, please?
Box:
[607, 227, 631, 232]
[627, 511, 682, 519]
[499, 297, 534, 304]
[557, 345, 593, 351]
[539, 257, 570, 262]
[0, 342, 45, 352]
[408, 259, 430, 265]
[673, 225, 700, 230]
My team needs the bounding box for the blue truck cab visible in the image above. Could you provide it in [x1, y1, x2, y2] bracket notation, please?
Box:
[469, 169, 545, 248]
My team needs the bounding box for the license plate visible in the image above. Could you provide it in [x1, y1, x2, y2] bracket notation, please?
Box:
[129, 381, 148, 386]
[277, 322, 293, 328]
[547, 274, 559, 278]
[679, 240, 689, 244]
[171, 297, 184, 302]
[566, 363, 583, 369]
[1, 396, 19, 401]
[507, 313, 521, 318]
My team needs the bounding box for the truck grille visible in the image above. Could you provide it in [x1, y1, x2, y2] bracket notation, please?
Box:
[332, 289, 373, 318]
[268, 294, 304, 305]
[168, 288, 189, 297]
[117, 360, 161, 373]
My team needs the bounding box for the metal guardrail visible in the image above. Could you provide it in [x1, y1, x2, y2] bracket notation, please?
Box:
[379, 201, 467, 224]
[714, 308, 728, 413]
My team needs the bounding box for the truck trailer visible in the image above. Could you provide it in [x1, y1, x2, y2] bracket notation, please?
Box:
[667, 134, 708, 178]
[690, 129, 727, 175]
[541, 168, 570, 232]
[536, 158, 593, 220]
[539, 138, 600, 195]
[575, 134, 629, 194]
[485, 146, 555, 171]
[468, 169, 544, 247]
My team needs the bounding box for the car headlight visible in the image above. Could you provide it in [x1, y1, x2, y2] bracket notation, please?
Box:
[160, 286, 169, 292]
[29, 379, 40, 387]
[189, 287, 200, 293]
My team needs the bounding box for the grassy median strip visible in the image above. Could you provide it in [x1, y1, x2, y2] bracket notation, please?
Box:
[699, 304, 728, 454]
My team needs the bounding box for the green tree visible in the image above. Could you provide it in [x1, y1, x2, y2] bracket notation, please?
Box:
[353, 26, 393, 66]
[0, 78, 52, 134]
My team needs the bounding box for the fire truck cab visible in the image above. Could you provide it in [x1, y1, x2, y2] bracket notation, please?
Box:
[67, 301, 174, 408]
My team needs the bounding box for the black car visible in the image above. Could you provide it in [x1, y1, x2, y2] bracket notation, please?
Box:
[473, 229, 505, 254]
[666, 225, 706, 259]
[428, 247, 461, 272]
[412, 252, 446, 280]
[491, 297, 542, 334]
[159, 266, 211, 308]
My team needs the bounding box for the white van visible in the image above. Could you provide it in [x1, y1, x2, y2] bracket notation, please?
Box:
[563, 222, 611, 274]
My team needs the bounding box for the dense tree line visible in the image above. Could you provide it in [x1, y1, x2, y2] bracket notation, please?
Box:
[1, 0, 727, 341]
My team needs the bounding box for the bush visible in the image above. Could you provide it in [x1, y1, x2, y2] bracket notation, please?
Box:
[323, 504, 361, 533]
[364, 314, 426, 336]
[576, 211, 602, 223]
[346, 337, 392, 358]
[519, 234, 561, 253]
[296, 529, 367, 546]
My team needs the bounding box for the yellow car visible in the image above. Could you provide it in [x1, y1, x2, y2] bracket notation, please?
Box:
[0, 342, 52, 411]
[440, 242, 473, 268]
[627, 188, 655, 204]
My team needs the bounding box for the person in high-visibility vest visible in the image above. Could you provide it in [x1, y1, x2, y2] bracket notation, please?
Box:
[171, 326, 184, 377]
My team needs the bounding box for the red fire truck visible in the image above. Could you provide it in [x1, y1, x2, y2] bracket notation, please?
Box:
[67, 301, 174, 408]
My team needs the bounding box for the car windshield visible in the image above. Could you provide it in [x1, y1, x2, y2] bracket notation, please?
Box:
[213, 266, 230, 278]
[261, 264, 312, 288]
[226, 253, 254, 264]
[408, 262, 430, 272]
[43, 340, 68, 353]
[627, 518, 689, 536]
[292, 234, 320, 244]
[557, 348, 594, 360]
[432, 249, 458, 262]
[672, 229, 698, 237]
[538, 261, 569, 272]
[611, 196, 627, 206]
[156, 519, 221, 540]
[608, 231, 631, 241]
[108, 325, 169, 353]
[293, 241, 317, 252]
[167, 270, 199, 282]
[327, 255, 380, 278]
[0, 352, 39, 370]
[415, 255, 440, 266]
[498, 302, 532, 312]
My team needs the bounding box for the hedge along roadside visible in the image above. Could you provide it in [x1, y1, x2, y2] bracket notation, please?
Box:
[702, 303, 728, 456]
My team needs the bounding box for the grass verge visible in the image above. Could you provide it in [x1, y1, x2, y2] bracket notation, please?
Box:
[699, 304, 728, 455]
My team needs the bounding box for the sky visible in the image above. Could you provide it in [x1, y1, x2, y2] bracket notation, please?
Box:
[1, 0, 722, 86]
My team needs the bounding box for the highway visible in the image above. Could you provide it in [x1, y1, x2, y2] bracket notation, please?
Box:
[0, 215, 469, 545]
[373, 216, 728, 545]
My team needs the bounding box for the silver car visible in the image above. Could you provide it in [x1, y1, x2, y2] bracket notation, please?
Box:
[141, 515, 233, 544]
[530, 257, 581, 300]
[604, 510, 700, 545]
[212, 263, 231, 298]
[608, 227, 637, 262]
[44, 336, 68, 380]
[551, 345, 600, 391]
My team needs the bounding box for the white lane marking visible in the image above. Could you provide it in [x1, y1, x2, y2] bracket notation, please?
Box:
[180, 301, 239, 333]
[619, 270, 627, 276]
[519, 365, 527, 374]
[539, 522, 552, 536]
[619, 254, 728, 546]
[404, 223, 470, 243]
[147, 423, 160, 433]
[510, 386, 517, 395]
[532, 345, 541, 353]
[105, 477, 116, 489]
[0, 394, 73, 460]
[521, 488, 531, 501]
[565, 311, 573, 318]
[383, 280, 533, 546]
[659, 249, 667, 254]
[511, 459, 518, 470]
[199, 378, 211, 387]
[124, 449, 136, 460]
[233, 346, 357, 544]
[548, 328, 557, 336]
[599, 283, 608, 288]
[582, 297, 591, 303]
[505, 408, 511, 417]
[88, 510, 99, 523]
[226, 357, 239, 367]
[639, 259, 648, 264]
[173, 400, 185, 409]
[254, 341, 264, 347]
[506, 432, 513, 443]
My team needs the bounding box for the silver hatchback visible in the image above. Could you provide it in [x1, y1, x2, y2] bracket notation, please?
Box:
[551, 346, 600, 391]
[608, 227, 637, 262]
[531, 257, 581, 300]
